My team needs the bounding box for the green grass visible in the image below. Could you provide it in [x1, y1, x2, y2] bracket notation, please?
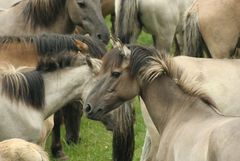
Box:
[46, 16, 153, 161]
[46, 99, 146, 161]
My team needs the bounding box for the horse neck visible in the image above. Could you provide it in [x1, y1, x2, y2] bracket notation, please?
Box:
[0, 43, 38, 67]
[42, 65, 92, 118]
[140, 75, 216, 136]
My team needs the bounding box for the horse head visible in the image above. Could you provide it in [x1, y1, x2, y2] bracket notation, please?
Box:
[67, 0, 110, 44]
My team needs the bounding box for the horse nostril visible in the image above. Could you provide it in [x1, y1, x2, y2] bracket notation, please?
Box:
[85, 104, 92, 114]
[97, 33, 102, 40]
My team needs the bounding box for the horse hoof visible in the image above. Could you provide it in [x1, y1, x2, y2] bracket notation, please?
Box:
[54, 151, 69, 160]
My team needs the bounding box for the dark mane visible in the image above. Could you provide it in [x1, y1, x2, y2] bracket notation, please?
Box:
[35, 34, 106, 58]
[36, 51, 81, 72]
[1, 70, 44, 110]
[101, 45, 156, 78]
[0, 34, 106, 58]
[22, 0, 67, 27]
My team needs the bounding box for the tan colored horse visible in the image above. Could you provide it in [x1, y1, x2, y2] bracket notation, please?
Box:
[0, 139, 49, 161]
[184, 0, 240, 58]
[84, 45, 240, 161]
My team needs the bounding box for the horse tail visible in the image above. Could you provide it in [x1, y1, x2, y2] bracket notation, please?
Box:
[183, 1, 205, 57]
[112, 101, 135, 161]
[115, 0, 141, 43]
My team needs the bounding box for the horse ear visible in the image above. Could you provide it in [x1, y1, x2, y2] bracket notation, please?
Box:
[86, 55, 101, 74]
[110, 34, 131, 58]
[74, 39, 89, 53]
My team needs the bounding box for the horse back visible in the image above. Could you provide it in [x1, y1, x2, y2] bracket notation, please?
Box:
[173, 56, 240, 116]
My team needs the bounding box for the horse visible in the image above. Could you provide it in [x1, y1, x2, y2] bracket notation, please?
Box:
[184, 0, 240, 58]
[0, 33, 105, 159]
[114, 0, 194, 53]
[83, 45, 240, 161]
[0, 0, 109, 44]
[0, 138, 49, 161]
[0, 34, 134, 161]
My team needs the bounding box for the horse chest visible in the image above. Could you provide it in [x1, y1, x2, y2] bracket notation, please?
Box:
[0, 101, 43, 143]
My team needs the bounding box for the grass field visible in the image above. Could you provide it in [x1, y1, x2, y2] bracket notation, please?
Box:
[46, 16, 153, 161]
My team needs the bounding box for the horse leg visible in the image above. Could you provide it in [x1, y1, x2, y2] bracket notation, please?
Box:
[37, 115, 54, 148]
[63, 101, 83, 144]
[51, 110, 68, 160]
[152, 30, 175, 54]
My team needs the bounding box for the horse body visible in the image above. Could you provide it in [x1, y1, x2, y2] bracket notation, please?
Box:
[0, 54, 99, 143]
[115, 0, 193, 51]
[84, 45, 240, 161]
[0, 43, 37, 67]
[184, 0, 240, 58]
[141, 76, 240, 161]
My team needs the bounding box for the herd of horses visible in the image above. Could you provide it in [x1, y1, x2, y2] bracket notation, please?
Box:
[0, 0, 239, 161]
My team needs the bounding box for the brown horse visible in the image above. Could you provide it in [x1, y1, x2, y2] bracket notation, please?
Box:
[184, 0, 240, 58]
[84, 45, 240, 161]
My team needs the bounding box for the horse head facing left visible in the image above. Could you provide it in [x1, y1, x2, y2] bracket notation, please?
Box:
[83, 45, 140, 120]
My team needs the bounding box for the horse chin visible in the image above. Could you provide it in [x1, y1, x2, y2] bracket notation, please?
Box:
[86, 109, 109, 121]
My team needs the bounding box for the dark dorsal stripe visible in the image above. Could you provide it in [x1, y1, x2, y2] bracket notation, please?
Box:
[1, 70, 45, 110]
[22, 0, 67, 27]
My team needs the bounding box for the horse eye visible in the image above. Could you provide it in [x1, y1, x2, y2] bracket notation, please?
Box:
[111, 71, 121, 78]
[77, 0, 85, 7]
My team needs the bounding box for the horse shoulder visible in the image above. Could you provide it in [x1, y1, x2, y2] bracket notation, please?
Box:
[208, 118, 240, 161]
[0, 98, 43, 142]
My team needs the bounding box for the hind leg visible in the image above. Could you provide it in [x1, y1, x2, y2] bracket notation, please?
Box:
[51, 110, 68, 160]
[153, 30, 175, 55]
[63, 101, 83, 144]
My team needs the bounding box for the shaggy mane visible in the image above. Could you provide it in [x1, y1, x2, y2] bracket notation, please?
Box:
[22, 0, 67, 27]
[104, 45, 216, 108]
[0, 65, 44, 109]
[0, 34, 105, 58]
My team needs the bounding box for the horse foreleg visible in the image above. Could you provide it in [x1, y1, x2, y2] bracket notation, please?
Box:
[51, 110, 68, 160]
[63, 101, 83, 144]
[37, 115, 54, 148]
